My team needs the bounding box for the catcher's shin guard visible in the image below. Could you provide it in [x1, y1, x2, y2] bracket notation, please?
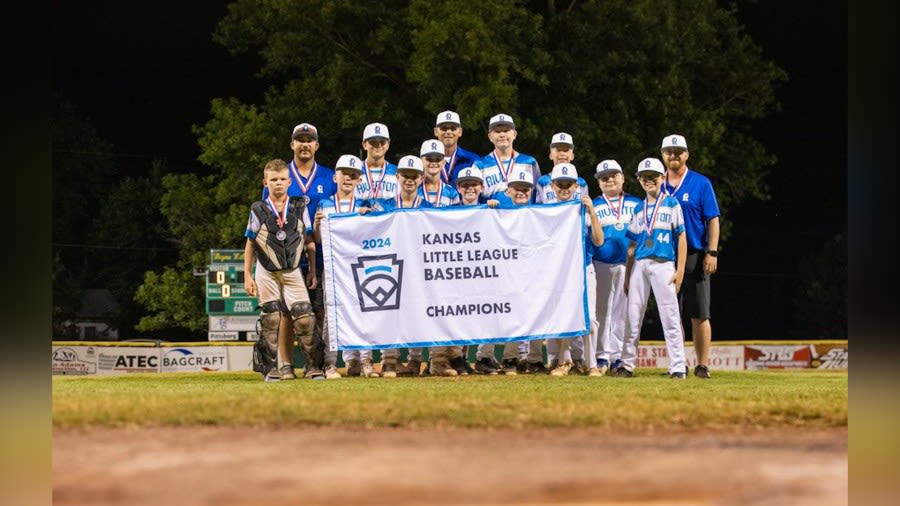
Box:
[252, 301, 282, 375]
[290, 301, 323, 371]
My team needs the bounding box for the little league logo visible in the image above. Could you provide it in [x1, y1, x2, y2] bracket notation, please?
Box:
[352, 254, 404, 312]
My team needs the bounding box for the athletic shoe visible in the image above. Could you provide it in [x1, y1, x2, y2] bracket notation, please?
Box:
[526, 361, 549, 374]
[669, 371, 686, 379]
[694, 365, 712, 379]
[611, 358, 623, 374]
[596, 359, 610, 376]
[550, 362, 572, 377]
[398, 358, 422, 377]
[587, 367, 604, 377]
[449, 356, 470, 376]
[345, 359, 361, 377]
[571, 359, 588, 375]
[516, 358, 528, 373]
[475, 357, 499, 375]
[279, 364, 297, 380]
[380, 362, 398, 378]
[324, 365, 341, 380]
[362, 361, 380, 378]
[303, 367, 325, 380]
[264, 370, 282, 382]
[501, 358, 519, 376]
[615, 366, 633, 378]
[430, 360, 459, 377]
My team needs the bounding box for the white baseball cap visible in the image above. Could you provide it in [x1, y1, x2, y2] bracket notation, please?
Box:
[420, 139, 444, 158]
[436, 110, 461, 126]
[397, 155, 424, 173]
[636, 157, 666, 175]
[363, 122, 390, 141]
[489, 113, 515, 130]
[661, 134, 688, 151]
[550, 162, 578, 181]
[334, 154, 363, 172]
[507, 169, 534, 186]
[291, 123, 318, 140]
[550, 132, 574, 148]
[594, 160, 623, 178]
[455, 166, 484, 184]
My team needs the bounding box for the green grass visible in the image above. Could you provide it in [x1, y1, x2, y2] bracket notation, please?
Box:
[52, 369, 847, 430]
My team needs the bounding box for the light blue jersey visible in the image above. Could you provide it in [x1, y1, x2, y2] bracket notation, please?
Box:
[373, 194, 434, 213]
[626, 195, 684, 262]
[355, 161, 399, 201]
[592, 193, 642, 264]
[477, 151, 542, 201]
[317, 195, 371, 217]
[417, 180, 460, 207]
[534, 174, 588, 204]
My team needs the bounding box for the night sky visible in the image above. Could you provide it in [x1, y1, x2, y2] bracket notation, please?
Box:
[52, 2, 847, 339]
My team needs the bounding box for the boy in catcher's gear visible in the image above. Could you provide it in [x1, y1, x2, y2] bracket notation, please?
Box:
[244, 159, 322, 381]
[618, 158, 687, 379]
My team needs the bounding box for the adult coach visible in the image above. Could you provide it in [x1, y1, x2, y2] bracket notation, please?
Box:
[433, 110, 481, 186]
[660, 134, 720, 379]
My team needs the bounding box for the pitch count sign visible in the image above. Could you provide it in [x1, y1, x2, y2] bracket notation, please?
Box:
[205, 249, 258, 315]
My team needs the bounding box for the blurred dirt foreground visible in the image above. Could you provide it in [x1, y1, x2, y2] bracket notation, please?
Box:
[53, 426, 846, 506]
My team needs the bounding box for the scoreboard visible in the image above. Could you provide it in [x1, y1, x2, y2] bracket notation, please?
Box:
[206, 249, 259, 341]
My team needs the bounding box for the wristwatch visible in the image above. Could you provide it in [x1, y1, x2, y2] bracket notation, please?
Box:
[705, 250, 719, 258]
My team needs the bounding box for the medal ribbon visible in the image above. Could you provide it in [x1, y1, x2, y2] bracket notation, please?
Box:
[336, 194, 356, 213]
[364, 161, 387, 199]
[663, 168, 689, 197]
[426, 180, 444, 206]
[441, 148, 457, 183]
[396, 193, 422, 209]
[266, 195, 289, 229]
[602, 192, 625, 222]
[492, 150, 517, 181]
[289, 161, 318, 195]
[643, 196, 661, 238]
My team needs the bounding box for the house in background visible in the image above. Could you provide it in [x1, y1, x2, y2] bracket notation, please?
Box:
[67, 289, 120, 340]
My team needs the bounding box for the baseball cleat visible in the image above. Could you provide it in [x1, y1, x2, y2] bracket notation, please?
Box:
[694, 365, 712, 379]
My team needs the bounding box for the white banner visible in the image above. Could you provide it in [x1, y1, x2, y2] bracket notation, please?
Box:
[321, 201, 589, 350]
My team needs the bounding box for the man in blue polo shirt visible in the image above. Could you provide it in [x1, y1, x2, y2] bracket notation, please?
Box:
[659, 134, 720, 379]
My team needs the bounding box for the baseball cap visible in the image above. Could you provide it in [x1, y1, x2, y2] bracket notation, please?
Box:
[488, 113, 515, 130]
[420, 139, 444, 158]
[291, 123, 318, 140]
[455, 166, 484, 184]
[397, 155, 424, 173]
[550, 132, 574, 148]
[636, 157, 666, 175]
[363, 122, 390, 141]
[550, 163, 578, 181]
[661, 134, 688, 151]
[594, 160, 623, 178]
[436, 110, 461, 126]
[334, 154, 363, 172]
[507, 169, 534, 186]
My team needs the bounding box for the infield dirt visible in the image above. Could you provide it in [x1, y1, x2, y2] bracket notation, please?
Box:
[53, 425, 846, 505]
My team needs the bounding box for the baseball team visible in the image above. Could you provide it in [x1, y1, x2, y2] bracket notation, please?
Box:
[242, 111, 720, 382]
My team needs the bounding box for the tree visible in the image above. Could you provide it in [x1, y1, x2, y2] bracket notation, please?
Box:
[135, 0, 785, 335]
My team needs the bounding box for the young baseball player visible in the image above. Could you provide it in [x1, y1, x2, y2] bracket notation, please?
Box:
[617, 158, 688, 379]
[592, 160, 641, 375]
[371, 155, 434, 378]
[535, 132, 590, 372]
[314, 154, 374, 379]
[342, 122, 399, 378]
[478, 113, 542, 202]
[243, 159, 321, 381]
[433, 110, 481, 187]
[544, 163, 605, 378]
[534, 132, 588, 204]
